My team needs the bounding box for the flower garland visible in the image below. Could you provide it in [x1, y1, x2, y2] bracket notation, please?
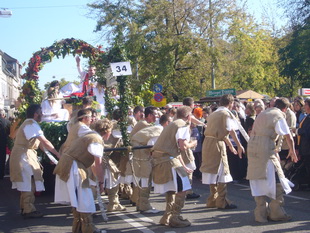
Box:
[19, 38, 107, 119]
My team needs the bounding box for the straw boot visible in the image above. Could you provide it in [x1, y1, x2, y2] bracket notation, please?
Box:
[216, 183, 232, 209]
[80, 213, 97, 233]
[169, 193, 191, 228]
[72, 208, 82, 233]
[268, 183, 291, 221]
[107, 185, 126, 212]
[160, 191, 175, 226]
[254, 196, 268, 223]
[132, 185, 140, 210]
[206, 184, 218, 208]
[139, 187, 152, 212]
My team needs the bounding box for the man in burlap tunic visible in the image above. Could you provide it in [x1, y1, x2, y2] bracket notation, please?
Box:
[54, 119, 112, 233]
[152, 106, 195, 228]
[60, 108, 93, 156]
[247, 98, 298, 223]
[10, 104, 60, 218]
[125, 112, 168, 213]
[200, 94, 244, 209]
[125, 106, 158, 207]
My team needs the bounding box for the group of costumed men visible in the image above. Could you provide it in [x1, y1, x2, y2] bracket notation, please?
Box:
[9, 88, 298, 232]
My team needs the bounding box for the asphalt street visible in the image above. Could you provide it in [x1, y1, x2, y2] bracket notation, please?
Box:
[1, 176, 310, 233]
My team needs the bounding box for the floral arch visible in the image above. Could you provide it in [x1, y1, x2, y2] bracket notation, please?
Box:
[19, 38, 107, 119]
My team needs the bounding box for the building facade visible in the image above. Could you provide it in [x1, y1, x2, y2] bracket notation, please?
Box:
[0, 50, 22, 117]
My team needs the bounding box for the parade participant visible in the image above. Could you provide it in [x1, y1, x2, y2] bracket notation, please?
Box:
[10, 104, 60, 218]
[41, 80, 69, 122]
[60, 109, 93, 157]
[103, 109, 128, 212]
[0, 108, 10, 179]
[67, 97, 94, 131]
[183, 97, 205, 127]
[152, 106, 194, 228]
[127, 106, 158, 206]
[247, 98, 298, 223]
[181, 123, 200, 199]
[200, 94, 244, 210]
[133, 106, 145, 122]
[124, 113, 168, 213]
[54, 119, 112, 233]
[127, 106, 143, 132]
[76, 56, 96, 95]
[93, 82, 106, 117]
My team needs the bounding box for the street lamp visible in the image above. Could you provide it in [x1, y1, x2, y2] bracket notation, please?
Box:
[0, 9, 12, 18]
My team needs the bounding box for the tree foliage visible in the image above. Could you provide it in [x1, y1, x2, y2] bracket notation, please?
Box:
[278, 0, 310, 97]
[88, 0, 292, 100]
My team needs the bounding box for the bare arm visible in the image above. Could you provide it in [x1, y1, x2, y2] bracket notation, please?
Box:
[224, 136, 237, 155]
[229, 130, 244, 159]
[75, 56, 84, 80]
[191, 115, 205, 126]
[93, 156, 105, 193]
[178, 139, 193, 174]
[284, 134, 298, 163]
[37, 135, 61, 159]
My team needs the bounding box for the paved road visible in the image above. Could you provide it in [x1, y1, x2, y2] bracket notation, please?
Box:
[1, 176, 310, 233]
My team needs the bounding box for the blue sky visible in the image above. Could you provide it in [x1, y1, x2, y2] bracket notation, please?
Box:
[0, 0, 285, 90]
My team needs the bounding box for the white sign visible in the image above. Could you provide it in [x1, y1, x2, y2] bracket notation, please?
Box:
[110, 62, 132, 76]
[299, 88, 310, 96]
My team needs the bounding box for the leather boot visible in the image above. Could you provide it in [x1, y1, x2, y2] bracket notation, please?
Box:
[72, 208, 82, 233]
[268, 183, 291, 221]
[169, 193, 191, 228]
[107, 185, 126, 212]
[216, 183, 232, 209]
[206, 184, 218, 208]
[160, 191, 175, 226]
[80, 213, 97, 233]
[254, 196, 268, 223]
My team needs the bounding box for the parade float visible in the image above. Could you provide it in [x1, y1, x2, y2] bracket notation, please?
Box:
[17, 38, 132, 193]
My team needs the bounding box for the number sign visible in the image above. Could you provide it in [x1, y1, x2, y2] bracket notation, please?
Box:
[110, 62, 132, 76]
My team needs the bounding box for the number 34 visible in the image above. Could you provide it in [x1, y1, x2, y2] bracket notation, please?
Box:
[116, 65, 127, 72]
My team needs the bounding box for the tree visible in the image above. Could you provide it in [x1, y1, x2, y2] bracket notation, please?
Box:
[226, 7, 282, 96]
[88, 0, 284, 100]
[278, 0, 310, 96]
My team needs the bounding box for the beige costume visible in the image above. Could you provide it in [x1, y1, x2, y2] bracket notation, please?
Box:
[152, 119, 191, 227]
[103, 121, 126, 212]
[125, 125, 163, 212]
[54, 132, 103, 233]
[247, 107, 293, 222]
[10, 119, 43, 215]
[124, 120, 152, 205]
[200, 109, 234, 209]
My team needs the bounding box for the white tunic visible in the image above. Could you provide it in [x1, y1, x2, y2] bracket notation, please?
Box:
[41, 95, 69, 122]
[93, 87, 106, 116]
[153, 126, 191, 194]
[249, 118, 293, 199]
[11, 120, 45, 192]
[54, 141, 103, 213]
